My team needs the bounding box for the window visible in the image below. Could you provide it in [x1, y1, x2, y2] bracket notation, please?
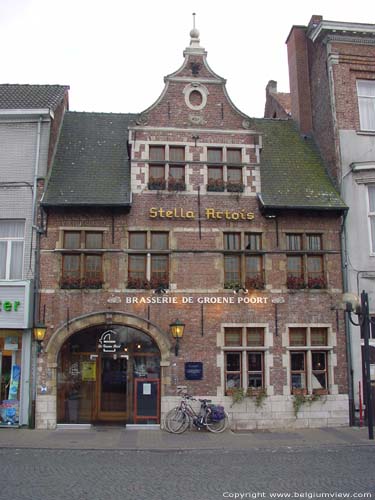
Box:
[286, 233, 325, 289]
[223, 326, 265, 394]
[0, 220, 25, 279]
[357, 80, 375, 131]
[61, 231, 103, 288]
[289, 327, 329, 395]
[128, 231, 169, 289]
[148, 145, 186, 191]
[207, 147, 244, 193]
[224, 232, 264, 289]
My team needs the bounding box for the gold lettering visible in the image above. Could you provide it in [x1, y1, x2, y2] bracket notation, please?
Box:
[166, 210, 173, 218]
[187, 211, 195, 219]
[247, 212, 255, 220]
[205, 208, 216, 219]
[158, 208, 165, 218]
[231, 212, 240, 220]
[149, 207, 158, 218]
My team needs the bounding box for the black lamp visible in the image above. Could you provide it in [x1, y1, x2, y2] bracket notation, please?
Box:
[34, 323, 47, 354]
[170, 319, 185, 356]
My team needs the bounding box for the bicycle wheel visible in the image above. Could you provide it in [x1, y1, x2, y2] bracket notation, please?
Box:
[205, 411, 229, 433]
[165, 407, 190, 434]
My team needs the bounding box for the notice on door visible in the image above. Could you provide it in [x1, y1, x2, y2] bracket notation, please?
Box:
[82, 362, 96, 381]
[143, 383, 151, 395]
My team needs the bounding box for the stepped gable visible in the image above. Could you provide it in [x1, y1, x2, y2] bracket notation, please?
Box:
[42, 111, 136, 207]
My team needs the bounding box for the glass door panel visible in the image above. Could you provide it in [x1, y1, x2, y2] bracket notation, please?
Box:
[98, 355, 127, 419]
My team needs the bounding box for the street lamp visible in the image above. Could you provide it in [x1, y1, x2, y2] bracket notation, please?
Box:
[33, 322, 47, 354]
[343, 290, 374, 440]
[170, 319, 185, 356]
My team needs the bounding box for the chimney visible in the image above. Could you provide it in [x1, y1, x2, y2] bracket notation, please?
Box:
[286, 22, 314, 135]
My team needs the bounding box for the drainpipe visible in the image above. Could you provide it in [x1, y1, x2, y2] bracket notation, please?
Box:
[30, 116, 43, 428]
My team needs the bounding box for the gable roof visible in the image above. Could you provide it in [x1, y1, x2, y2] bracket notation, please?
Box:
[0, 84, 69, 111]
[42, 111, 135, 207]
[255, 119, 346, 212]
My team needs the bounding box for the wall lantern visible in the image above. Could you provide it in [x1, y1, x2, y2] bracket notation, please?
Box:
[342, 291, 374, 440]
[34, 323, 47, 354]
[170, 319, 185, 356]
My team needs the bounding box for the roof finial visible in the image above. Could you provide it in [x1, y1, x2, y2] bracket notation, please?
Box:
[190, 12, 200, 45]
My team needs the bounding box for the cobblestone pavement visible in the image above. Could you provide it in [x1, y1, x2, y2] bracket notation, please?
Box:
[1, 445, 374, 500]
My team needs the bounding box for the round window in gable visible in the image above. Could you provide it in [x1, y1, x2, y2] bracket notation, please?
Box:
[183, 83, 209, 111]
[189, 90, 203, 107]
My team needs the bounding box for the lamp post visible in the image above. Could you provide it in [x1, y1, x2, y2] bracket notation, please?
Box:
[170, 319, 185, 356]
[344, 291, 374, 440]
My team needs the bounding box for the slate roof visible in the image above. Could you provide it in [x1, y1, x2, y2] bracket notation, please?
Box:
[42, 112, 135, 207]
[0, 84, 69, 110]
[255, 119, 346, 211]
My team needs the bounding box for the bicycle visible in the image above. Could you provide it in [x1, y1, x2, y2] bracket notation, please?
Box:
[163, 394, 229, 434]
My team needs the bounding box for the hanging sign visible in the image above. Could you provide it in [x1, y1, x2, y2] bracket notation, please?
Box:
[98, 330, 121, 353]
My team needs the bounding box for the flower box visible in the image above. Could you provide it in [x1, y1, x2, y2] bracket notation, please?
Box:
[245, 275, 264, 290]
[148, 178, 166, 190]
[167, 178, 186, 191]
[207, 180, 225, 192]
[287, 275, 305, 289]
[307, 276, 326, 289]
[226, 182, 245, 193]
[292, 388, 307, 396]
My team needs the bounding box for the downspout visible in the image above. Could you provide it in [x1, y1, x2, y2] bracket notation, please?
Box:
[30, 116, 43, 427]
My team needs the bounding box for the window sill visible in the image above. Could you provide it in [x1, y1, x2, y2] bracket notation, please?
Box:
[356, 130, 375, 136]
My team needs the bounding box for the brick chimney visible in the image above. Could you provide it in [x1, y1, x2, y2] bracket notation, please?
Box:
[286, 18, 318, 135]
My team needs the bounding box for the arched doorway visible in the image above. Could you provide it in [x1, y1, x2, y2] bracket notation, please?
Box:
[57, 325, 161, 425]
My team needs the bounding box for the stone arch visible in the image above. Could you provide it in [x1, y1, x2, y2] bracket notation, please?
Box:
[45, 310, 172, 367]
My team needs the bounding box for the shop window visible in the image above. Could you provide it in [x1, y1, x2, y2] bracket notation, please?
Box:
[286, 233, 326, 289]
[357, 80, 375, 131]
[61, 231, 103, 289]
[0, 333, 22, 426]
[0, 220, 25, 280]
[223, 326, 265, 394]
[128, 231, 169, 289]
[206, 147, 244, 193]
[224, 232, 264, 290]
[148, 145, 186, 191]
[289, 326, 329, 395]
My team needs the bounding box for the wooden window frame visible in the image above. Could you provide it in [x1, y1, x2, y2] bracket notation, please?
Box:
[127, 231, 170, 290]
[224, 232, 264, 290]
[206, 146, 244, 193]
[286, 233, 326, 289]
[223, 326, 266, 395]
[148, 145, 186, 191]
[61, 230, 103, 289]
[288, 326, 330, 395]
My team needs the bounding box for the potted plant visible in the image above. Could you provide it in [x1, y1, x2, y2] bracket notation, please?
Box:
[148, 177, 166, 190]
[81, 277, 103, 289]
[226, 182, 245, 193]
[149, 274, 169, 290]
[287, 275, 305, 289]
[307, 276, 326, 289]
[127, 276, 148, 289]
[207, 178, 225, 192]
[60, 276, 81, 289]
[167, 177, 186, 191]
[245, 274, 265, 290]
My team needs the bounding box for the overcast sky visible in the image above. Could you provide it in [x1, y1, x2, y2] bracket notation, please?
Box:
[0, 0, 373, 118]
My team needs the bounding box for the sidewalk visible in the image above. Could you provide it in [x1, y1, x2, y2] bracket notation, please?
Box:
[0, 426, 374, 451]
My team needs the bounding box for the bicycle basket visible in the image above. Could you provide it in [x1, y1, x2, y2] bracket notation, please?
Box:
[209, 405, 225, 422]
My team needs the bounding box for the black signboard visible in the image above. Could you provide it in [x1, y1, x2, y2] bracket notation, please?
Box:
[185, 362, 203, 380]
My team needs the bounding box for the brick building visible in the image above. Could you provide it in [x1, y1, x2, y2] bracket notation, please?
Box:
[266, 16, 375, 423]
[35, 28, 348, 430]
